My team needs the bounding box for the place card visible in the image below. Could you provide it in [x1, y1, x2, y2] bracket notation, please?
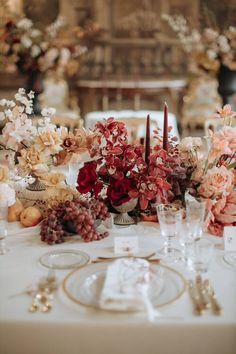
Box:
[114, 236, 139, 255]
[224, 226, 236, 252]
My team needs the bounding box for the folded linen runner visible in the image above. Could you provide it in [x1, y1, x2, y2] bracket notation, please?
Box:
[99, 258, 159, 320]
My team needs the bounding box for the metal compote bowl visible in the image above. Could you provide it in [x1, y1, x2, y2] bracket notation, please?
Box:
[112, 198, 138, 225]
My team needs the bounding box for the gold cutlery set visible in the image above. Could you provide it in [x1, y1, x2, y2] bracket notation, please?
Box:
[28, 270, 58, 313]
[188, 275, 222, 316]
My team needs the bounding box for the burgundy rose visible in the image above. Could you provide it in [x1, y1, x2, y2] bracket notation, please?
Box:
[107, 178, 135, 206]
[77, 161, 102, 197]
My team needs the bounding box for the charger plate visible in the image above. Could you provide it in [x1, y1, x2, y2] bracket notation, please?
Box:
[39, 249, 90, 270]
[62, 262, 186, 311]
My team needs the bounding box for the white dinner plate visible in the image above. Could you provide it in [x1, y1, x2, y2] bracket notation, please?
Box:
[39, 249, 90, 270]
[62, 262, 186, 311]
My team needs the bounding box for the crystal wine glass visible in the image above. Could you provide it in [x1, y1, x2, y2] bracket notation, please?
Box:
[156, 204, 183, 262]
[185, 191, 206, 241]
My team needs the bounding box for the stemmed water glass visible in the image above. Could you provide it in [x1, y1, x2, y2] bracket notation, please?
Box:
[156, 204, 183, 262]
[185, 191, 206, 241]
[180, 192, 207, 270]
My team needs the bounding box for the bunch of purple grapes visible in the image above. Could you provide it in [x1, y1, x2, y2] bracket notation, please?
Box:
[40, 199, 110, 245]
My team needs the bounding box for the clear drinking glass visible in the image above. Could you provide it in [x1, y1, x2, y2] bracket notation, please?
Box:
[185, 192, 206, 241]
[156, 204, 183, 261]
[0, 206, 8, 255]
[191, 238, 213, 273]
[179, 221, 195, 268]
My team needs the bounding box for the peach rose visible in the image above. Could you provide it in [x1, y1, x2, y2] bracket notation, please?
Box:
[213, 190, 236, 224]
[207, 190, 236, 236]
[34, 130, 63, 155]
[18, 147, 48, 175]
[198, 166, 234, 198]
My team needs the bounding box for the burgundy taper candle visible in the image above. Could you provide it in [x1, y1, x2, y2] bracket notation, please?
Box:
[163, 102, 168, 152]
[145, 114, 150, 164]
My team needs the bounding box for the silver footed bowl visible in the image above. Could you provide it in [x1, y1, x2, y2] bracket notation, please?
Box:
[112, 198, 138, 225]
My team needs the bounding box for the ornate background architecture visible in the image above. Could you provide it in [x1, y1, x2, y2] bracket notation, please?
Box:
[2, 0, 236, 127]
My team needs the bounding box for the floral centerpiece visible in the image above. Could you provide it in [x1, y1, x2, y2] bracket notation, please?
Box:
[0, 16, 88, 76]
[0, 87, 111, 244]
[162, 14, 236, 74]
[180, 104, 236, 236]
[76, 105, 235, 236]
[0, 88, 97, 209]
[77, 118, 188, 219]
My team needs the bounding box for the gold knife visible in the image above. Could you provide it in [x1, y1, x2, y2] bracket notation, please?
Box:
[188, 280, 204, 316]
[203, 279, 223, 315]
[195, 275, 210, 309]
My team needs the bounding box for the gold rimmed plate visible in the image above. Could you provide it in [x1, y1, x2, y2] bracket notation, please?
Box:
[39, 249, 90, 270]
[62, 262, 186, 311]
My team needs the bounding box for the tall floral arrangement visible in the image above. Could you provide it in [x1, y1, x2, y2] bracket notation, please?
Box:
[0, 16, 88, 76]
[163, 14, 236, 74]
[180, 104, 236, 236]
[77, 118, 188, 212]
[0, 88, 97, 183]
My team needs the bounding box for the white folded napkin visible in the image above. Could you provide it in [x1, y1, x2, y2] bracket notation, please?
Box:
[99, 258, 160, 320]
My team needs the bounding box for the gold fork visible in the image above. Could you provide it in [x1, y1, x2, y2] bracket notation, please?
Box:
[187, 280, 204, 316]
[195, 275, 210, 310]
[29, 270, 58, 313]
[203, 279, 223, 315]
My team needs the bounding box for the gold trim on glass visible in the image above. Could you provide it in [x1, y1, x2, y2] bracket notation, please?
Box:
[62, 262, 187, 311]
[39, 249, 90, 270]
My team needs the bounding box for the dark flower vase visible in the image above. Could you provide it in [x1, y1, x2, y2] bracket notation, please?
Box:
[218, 64, 236, 105]
[17, 59, 43, 114]
[25, 70, 43, 114]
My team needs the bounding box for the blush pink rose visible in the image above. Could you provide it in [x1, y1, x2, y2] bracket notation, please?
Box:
[198, 166, 234, 199]
[207, 190, 236, 236]
[213, 190, 236, 224]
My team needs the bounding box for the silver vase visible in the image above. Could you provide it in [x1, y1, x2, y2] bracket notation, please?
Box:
[27, 175, 46, 191]
[113, 198, 138, 225]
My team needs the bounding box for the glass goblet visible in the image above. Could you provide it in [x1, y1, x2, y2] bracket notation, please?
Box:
[185, 194, 206, 241]
[179, 221, 196, 269]
[191, 238, 214, 274]
[156, 204, 183, 262]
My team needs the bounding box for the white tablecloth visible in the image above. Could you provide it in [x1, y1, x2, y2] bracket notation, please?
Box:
[0, 222, 235, 354]
[85, 110, 180, 139]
